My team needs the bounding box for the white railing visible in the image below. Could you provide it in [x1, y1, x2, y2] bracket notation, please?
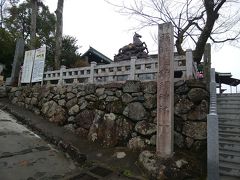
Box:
[207, 68, 219, 180]
[43, 50, 197, 85]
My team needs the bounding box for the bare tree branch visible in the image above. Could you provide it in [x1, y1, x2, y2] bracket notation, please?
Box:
[105, 0, 240, 63]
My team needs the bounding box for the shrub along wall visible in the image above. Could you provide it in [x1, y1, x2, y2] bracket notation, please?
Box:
[8, 80, 209, 152]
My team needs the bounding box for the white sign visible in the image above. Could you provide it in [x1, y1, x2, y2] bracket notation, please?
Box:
[31, 46, 46, 83]
[21, 50, 35, 83]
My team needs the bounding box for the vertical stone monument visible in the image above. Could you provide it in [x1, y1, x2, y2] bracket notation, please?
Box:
[156, 23, 174, 157]
[6, 38, 25, 86]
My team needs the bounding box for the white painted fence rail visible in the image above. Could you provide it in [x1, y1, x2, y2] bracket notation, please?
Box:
[43, 50, 197, 85]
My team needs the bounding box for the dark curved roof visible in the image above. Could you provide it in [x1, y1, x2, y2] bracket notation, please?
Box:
[81, 46, 113, 64]
[216, 72, 240, 86]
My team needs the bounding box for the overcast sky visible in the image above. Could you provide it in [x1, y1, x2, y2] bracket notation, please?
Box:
[43, 0, 240, 81]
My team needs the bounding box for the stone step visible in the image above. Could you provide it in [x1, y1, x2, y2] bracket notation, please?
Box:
[219, 162, 240, 172]
[218, 113, 240, 120]
[219, 132, 240, 143]
[220, 153, 240, 164]
[220, 165, 240, 177]
[218, 93, 240, 96]
[219, 119, 240, 126]
[217, 95, 240, 101]
[217, 100, 240, 104]
[218, 109, 240, 115]
[218, 104, 240, 109]
[220, 161, 240, 170]
[217, 101, 240, 107]
[219, 141, 240, 152]
[219, 125, 240, 134]
[218, 101, 240, 106]
[217, 98, 240, 102]
[220, 149, 240, 157]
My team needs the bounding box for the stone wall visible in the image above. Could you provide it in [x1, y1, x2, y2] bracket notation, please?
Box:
[8, 80, 208, 151]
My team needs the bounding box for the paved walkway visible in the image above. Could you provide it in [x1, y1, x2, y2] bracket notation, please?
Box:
[0, 98, 145, 180]
[0, 109, 79, 179]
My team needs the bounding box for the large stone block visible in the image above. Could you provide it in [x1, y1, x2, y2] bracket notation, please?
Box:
[182, 121, 207, 140]
[96, 87, 105, 97]
[142, 81, 157, 94]
[75, 109, 95, 130]
[187, 100, 208, 121]
[41, 100, 66, 124]
[66, 98, 78, 109]
[121, 93, 133, 104]
[188, 88, 209, 103]
[135, 121, 156, 136]
[123, 80, 141, 93]
[41, 100, 58, 117]
[174, 132, 184, 148]
[128, 136, 146, 150]
[106, 100, 123, 114]
[175, 99, 194, 115]
[85, 84, 95, 95]
[68, 104, 80, 115]
[66, 92, 75, 100]
[143, 93, 157, 109]
[175, 83, 189, 95]
[123, 102, 147, 121]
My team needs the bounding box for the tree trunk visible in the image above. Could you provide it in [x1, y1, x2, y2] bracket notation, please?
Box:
[0, 0, 6, 28]
[30, 0, 37, 50]
[0, 3, 3, 28]
[175, 39, 184, 55]
[193, 16, 216, 63]
[193, 0, 223, 63]
[54, 0, 64, 70]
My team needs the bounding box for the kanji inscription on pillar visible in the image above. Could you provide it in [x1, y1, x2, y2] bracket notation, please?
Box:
[156, 23, 174, 157]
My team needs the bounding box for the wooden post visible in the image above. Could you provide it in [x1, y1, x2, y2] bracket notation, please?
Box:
[156, 23, 174, 157]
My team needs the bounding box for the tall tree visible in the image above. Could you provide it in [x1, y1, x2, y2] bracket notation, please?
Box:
[0, 0, 19, 28]
[0, 0, 6, 28]
[3, 0, 80, 69]
[30, 0, 37, 49]
[0, 28, 15, 77]
[61, 35, 81, 68]
[54, 0, 64, 70]
[4, 0, 56, 44]
[106, 0, 240, 63]
[4, 0, 56, 66]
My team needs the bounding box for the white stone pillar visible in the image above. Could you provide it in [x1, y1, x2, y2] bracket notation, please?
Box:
[186, 49, 193, 80]
[58, 65, 66, 85]
[129, 56, 136, 80]
[156, 22, 174, 157]
[90, 61, 97, 83]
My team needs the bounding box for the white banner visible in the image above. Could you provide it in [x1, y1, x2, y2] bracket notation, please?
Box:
[31, 46, 46, 83]
[21, 50, 35, 83]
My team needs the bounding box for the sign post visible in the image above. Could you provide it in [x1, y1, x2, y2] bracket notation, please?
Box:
[21, 50, 35, 83]
[20, 46, 46, 85]
[31, 46, 46, 83]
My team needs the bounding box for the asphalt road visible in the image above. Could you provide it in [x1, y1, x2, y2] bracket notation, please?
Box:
[0, 109, 79, 180]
